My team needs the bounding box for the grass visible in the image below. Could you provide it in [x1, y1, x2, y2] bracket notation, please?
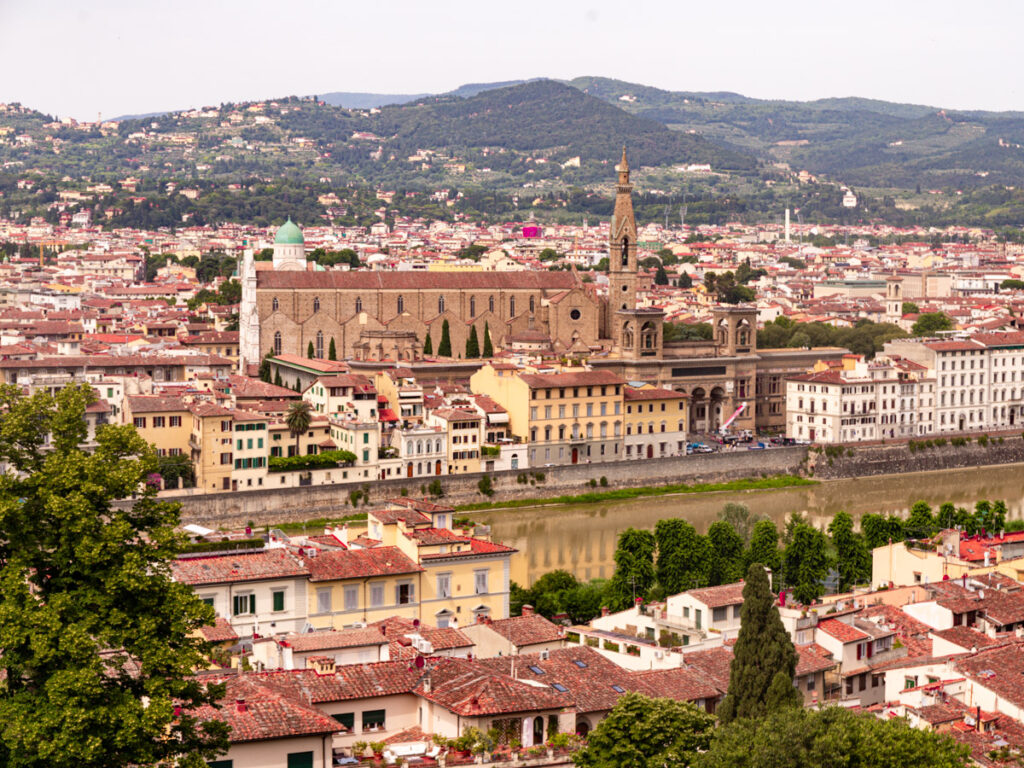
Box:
[455, 474, 816, 512]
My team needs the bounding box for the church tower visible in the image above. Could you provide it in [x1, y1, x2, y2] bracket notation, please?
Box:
[608, 147, 639, 314]
[607, 147, 664, 358]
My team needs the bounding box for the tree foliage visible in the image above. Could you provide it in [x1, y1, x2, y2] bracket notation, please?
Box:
[607, 528, 656, 611]
[707, 521, 745, 586]
[782, 523, 829, 605]
[573, 692, 715, 768]
[746, 519, 781, 573]
[717, 563, 800, 724]
[828, 511, 871, 591]
[438, 319, 452, 357]
[912, 312, 954, 336]
[0, 384, 229, 767]
[482, 322, 493, 357]
[655, 519, 710, 596]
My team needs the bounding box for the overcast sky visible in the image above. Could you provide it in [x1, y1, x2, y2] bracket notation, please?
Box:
[2, 0, 1021, 120]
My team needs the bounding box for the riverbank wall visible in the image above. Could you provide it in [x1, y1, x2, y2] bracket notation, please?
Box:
[157, 435, 1024, 528]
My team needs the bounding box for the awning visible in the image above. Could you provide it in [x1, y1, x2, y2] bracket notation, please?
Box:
[379, 408, 399, 422]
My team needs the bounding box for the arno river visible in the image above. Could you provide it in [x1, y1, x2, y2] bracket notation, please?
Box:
[476, 464, 1024, 586]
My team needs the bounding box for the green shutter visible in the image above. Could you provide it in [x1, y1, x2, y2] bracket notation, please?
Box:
[286, 752, 313, 768]
[208, 761, 233, 768]
[248, 594, 256, 614]
[335, 712, 355, 732]
[273, 591, 284, 612]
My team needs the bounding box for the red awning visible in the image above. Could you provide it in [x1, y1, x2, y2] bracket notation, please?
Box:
[379, 408, 399, 422]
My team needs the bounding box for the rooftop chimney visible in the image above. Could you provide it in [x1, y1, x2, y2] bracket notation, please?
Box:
[521, 604, 534, 617]
[600, 606, 610, 618]
[235, 698, 247, 713]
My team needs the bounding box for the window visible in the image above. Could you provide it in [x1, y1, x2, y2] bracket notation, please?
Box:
[232, 594, 255, 616]
[528, 665, 545, 675]
[133, 417, 147, 428]
[397, 295, 405, 313]
[169, 415, 181, 427]
[362, 709, 386, 731]
[396, 582, 415, 605]
[272, 590, 285, 612]
[209, 761, 233, 768]
[334, 712, 355, 733]
[315, 331, 324, 358]
[552, 683, 569, 692]
[313, 297, 320, 313]
[470, 296, 476, 317]
[344, 585, 359, 611]
[272, 297, 279, 311]
[355, 296, 363, 313]
[273, 331, 282, 355]
[611, 685, 625, 693]
[510, 297, 515, 316]
[287, 752, 313, 768]
[437, 573, 452, 598]
[438, 295, 445, 314]
[574, 660, 587, 668]
[201, 596, 215, 607]
[152, 416, 165, 428]
[475, 569, 489, 595]
[370, 582, 385, 607]
[317, 588, 332, 614]
[529, 295, 535, 313]
[489, 295, 495, 313]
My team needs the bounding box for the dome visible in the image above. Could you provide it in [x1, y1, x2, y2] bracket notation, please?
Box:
[274, 217, 304, 245]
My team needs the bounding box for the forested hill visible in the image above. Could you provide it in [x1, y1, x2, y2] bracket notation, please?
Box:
[570, 76, 1024, 189]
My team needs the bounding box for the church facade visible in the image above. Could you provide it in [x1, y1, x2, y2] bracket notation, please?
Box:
[239, 149, 660, 367]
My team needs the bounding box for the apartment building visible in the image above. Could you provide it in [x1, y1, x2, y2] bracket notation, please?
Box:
[125, 395, 191, 457]
[786, 354, 936, 443]
[231, 410, 269, 490]
[623, 386, 690, 459]
[425, 408, 482, 474]
[189, 402, 235, 492]
[470, 363, 626, 466]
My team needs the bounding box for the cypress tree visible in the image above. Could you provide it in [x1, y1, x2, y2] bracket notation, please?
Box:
[328, 337, 337, 360]
[306, 341, 314, 358]
[465, 325, 480, 358]
[438, 319, 452, 357]
[482, 322, 493, 357]
[274, 370, 283, 386]
[718, 563, 801, 724]
[423, 332, 433, 355]
[258, 349, 273, 382]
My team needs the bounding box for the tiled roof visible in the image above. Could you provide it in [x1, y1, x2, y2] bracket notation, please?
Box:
[680, 646, 734, 692]
[369, 617, 474, 650]
[858, 604, 933, 657]
[171, 549, 308, 586]
[126, 395, 188, 413]
[258, 271, 578, 292]
[305, 547, 423, 582]
[624, 386, 689, 401]
[954, 641, 1024, 709]
[818, 618, 869, 643]
[518, 370, 625, 389]
[418, 657, 571, 716]
[486, 615, 564, 647]
[932, 626, 1002, 651]
[191, 675, 342, 743]
[199, 617, 239, 644]
[795, 643, 836, 676]
[224, 375, 299, 399]
[686, 582, 745, 609]
[633, 666, 723, 702]
[278, 628, 388, 652]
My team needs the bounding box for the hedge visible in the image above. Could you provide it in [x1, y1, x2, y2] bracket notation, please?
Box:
[268, 449, 357, 472]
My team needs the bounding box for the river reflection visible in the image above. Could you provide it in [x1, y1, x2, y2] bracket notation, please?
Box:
[478, 464, 1024, 586]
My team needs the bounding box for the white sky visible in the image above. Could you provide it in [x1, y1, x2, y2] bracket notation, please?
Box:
[2, 0, 1021, 120]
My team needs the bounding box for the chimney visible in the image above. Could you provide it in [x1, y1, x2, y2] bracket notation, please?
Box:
[521, 604, 534, 617]
[422, 670, 432, 694]
[977, 705, 982, 733]
[311, 656, 337, 676]
[235, 698, 247, 713]
[600, 606, 610, 618]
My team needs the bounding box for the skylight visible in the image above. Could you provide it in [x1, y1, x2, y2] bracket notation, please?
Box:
[611, 685, 625, 693]
[528, 665, 545, 675]
[573, 660, 587, 668]
[552, 683, 569, 692]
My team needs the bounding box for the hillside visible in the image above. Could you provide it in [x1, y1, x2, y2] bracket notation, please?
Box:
[569, 76, 1024, 188]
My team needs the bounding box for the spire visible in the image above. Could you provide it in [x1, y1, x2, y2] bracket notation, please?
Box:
[616, 146, 631, 188]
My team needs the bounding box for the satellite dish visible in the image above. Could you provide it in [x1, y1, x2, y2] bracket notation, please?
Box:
[415, 656, 425, 669]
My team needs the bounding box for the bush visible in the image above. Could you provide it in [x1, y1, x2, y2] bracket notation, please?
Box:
[481, 445, 501, 457]
[268, 449, 356, 472]
[585, 636, 599, 648]
[428, 478, 444, 497]
[477, 475, 494, 497]
[180, 538, 263, 554]
[603, 640, 620, 652]
[565, 631, 580, 643]
[588, 478, 597, 488]
[978, 434, 989, 446]
[600, 476, 608, 487]
[517, 473, 527, 484]
[532, 471, 546, 482]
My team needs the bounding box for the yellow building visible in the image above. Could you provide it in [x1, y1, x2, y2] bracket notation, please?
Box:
[231, 410, 269, 491]
[182, 331, 240, 371]
[374, 369, 424, 424]
[425, 407, 482, 474]
[189, 402, 235, 492]
[125, 395, 193, 489]
[623, 386, 690, 459]
[470, 363, 626, 466]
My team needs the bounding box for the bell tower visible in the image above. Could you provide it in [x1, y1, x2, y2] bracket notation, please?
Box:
[608, 146, 638, 315]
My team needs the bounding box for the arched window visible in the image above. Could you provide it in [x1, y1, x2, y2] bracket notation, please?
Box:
[438, 295, 445, 314]
[397, 295, 405, 313]
[355, 296, 362, 313]
[489, 295, 495, 313]
[545, 425, 551, 441]
[435, 439, 443, 453]
[621, 236, 629, 267]
[313, 297, 320, 313]
[272, 297, 279, 312]
[470, 296, 476, 317]
[406, 441, 413, 454]
[600, 422, 607, 438]
[586, 423, 594, 439]
[315, 331, 324, 358]
[417, 440, 423, 454]
[510, 297, 516, 316]
[529, 295, 535, 314]
[273, 331, 282, 355]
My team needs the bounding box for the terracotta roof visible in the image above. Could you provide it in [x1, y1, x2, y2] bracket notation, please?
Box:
[278, 628, 388, 652]
[258, 271, 578, 291]
[932, 626, 1001, 651]
[171, 549, 308, 586]
[199, 617, 239, 644]
[681, 646, 734, 691]
[417, 657, 571, 716]
[485, 614, 564, 647]
[225, 375, 299, 399]
[686, 582, 745, 609]
[795, 643, 836, 676]
[518, 370, 625, 389]
[126, 395, 189, 414]
[818, 618, 869, 643]
[305, 547, 423, 582]
[624, 386, 689, 401]
[954, 641, 1024, 709]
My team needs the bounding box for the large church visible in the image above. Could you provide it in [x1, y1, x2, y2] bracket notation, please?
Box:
[238, 149, 662, 367]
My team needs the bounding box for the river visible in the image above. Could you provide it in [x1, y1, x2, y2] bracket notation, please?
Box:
[476, 463, 1024, 586]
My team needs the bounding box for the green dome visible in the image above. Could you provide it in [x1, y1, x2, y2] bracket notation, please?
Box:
[274, 217, 304, 245]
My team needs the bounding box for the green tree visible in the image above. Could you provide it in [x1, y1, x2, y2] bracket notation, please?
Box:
[157, 452, 195, 489]
[306, 340, 315, 358]
[913, 312, 954, 336]
[482, 322, 493, 357]
[328, 337, 337, 361]
[701, 706, 970, 768]
[423, 331, 433, 355]
[861, 513, 904, 549]
[438, 320, 452, 357]
[0, 384, 229, 767]
[782, 524, 829, 604]
[655, 519, 710, 596]
[217, 279, 240, 305]
[717, 563, 800, 724]
[707, 521, 745, 586]
[274, 369, 283, 386]
[607, 528, 656, 611]
[654, 265, 669, 285]
[573, 692, 715, 768]
[678, 272, 693, 288]
[465, 325, 480, 358]
[258, 348, 274, 382]
[746, 519, 781, 573]
[902, 301, 920, 315]
[286, 399, 313, 457]
[828, 511, 870, 591]
[717, 502, 764, 547]
[906, 500, 935, 537]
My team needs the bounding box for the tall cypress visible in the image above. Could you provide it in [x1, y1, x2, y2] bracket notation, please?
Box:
[328, 337, 337, 361]
[465, 325, 480, 358]
[482, 322, 493, 357]
[718, 563, 801, 724]
[423, 332, 433, 355]
[306, 341, 314, 359]
[274, 370, 283, 386]
[438, 319, 452, 357]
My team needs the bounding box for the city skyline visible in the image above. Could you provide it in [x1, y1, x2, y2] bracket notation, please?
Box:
[3, 0, 1023, 120]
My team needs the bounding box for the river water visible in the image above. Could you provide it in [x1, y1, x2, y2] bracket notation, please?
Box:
[476, 463, 1024, 586]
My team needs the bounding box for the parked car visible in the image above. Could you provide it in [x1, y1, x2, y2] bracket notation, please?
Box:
[747, 442, 767, 450]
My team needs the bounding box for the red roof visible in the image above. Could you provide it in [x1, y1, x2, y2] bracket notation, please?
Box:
[305, 547, 423, 582]
[818, 618, 869, 643]
[171, 549, 308, 586]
